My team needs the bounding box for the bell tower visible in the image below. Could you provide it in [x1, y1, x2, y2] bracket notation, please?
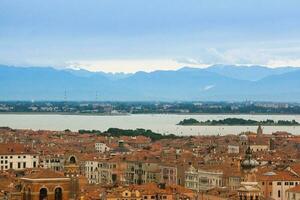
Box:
[64, 155, 80, 200]
[257, 125, 263, 136]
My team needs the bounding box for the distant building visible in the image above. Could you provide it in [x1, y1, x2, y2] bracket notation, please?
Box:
[228, 145, 239, 154]
[0, 144, 39, 171]
[185, 165, 223, 192]
[95, 142, 110, 153]
[21, 169, 70, 200]
[238, 182, 262, 200]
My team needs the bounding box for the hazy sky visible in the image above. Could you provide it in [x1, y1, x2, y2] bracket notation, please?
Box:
[1, 0, 300, 72]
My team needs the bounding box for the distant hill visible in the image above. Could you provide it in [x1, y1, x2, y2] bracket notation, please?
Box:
[205, 65, 298, 81]
[0, 64, 299, 101]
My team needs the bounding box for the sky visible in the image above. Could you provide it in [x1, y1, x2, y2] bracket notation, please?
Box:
[1, 0, 300, 72]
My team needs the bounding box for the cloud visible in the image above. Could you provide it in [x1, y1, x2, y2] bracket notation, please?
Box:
[66, 59, 185, 73]
[267, 59, 300, 67]
[203, 85, 215, 91]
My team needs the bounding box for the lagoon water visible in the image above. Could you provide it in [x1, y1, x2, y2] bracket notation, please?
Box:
[0, 114, 300, 135]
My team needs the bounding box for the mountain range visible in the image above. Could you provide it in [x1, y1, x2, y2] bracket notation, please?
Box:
[0, 64, 299, 101]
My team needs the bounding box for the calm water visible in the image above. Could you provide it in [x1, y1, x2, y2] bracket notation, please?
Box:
[0, 114, 300, 136]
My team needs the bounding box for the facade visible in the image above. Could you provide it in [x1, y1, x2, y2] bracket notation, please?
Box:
[0, 144, 39, 171]
[160, 165, 178, 185]
[85, 160, 127, 185]
[95, 143, 110, 153]
[125, 162, 161, 185]
[85, 160, 117, 185]
[228, 145, 240, 154]
[185, 165, 223, 192]
[258, 171, 300, 200]
[237, 182, 262, 200]
[286, 185, 300, 200]
[21, 169, 70, 200]
[249, 145, 269, 152]
[40, 155, 65, 171]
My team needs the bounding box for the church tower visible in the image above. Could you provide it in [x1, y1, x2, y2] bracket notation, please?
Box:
[64, 155, 80, 200]
[257, 125, 263, 136]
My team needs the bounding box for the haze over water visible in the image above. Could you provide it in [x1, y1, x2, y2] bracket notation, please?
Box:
[0, 114, 300, 135]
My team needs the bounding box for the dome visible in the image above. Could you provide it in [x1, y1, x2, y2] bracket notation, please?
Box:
[241, 159, 259, 169]
[239, 134, 248, 141]
[241, 147, 259, 170]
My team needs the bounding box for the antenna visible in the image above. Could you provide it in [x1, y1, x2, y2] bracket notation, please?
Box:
[96, 91, 98, 102]
[64, 89, 67, 102]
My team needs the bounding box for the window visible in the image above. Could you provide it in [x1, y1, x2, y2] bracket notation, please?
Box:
[18, 162, 21, 169]
[39, 188, 48, 200]
[269, 182, 272, 185]
[278, 190, 281, 198]
[33, 161, 36, 168]
[290, 182, 294, 186]
[10, 162, 13, 169]
[262, 182, 265, 185]
[54, 188, 62, 200]
[285, 182, 289, 185]
[23, 162, 26, 168]
[277, 182, 281, 186]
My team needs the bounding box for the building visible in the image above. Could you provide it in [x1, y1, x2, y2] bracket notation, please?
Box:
[21, 169, 70, 200]
[125, 161, 161, 185]
[237, 182, 262, 200]
[258, 170, 300, 200]
[185, 165, 223, 192]
[95, 143, 110, 153]
[228, 145, 240, 154]
[286, 185, 300, 200]
[40, 154, 65, 171]
[160, 165, 177, 185]
[85, 160, 119, 185]
[0, 143, 39, 171]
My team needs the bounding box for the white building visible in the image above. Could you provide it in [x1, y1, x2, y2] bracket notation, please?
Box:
[39, 154, 65, 171]
[185, 165, 223, 191]
[85, 160, 117, 184]
[228, 145, 240, 154]
[95, 143, 110, 153]
[0, 144, 39, 171]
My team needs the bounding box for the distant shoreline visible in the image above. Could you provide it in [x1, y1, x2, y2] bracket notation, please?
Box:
[177, 118, 300, 126]
[1, 112, 300, 116]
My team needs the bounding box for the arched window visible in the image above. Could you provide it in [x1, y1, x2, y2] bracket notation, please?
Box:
[55, 188, 62, 200]
[70, 156, 76, 164]
[39, 188, 47, 200]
